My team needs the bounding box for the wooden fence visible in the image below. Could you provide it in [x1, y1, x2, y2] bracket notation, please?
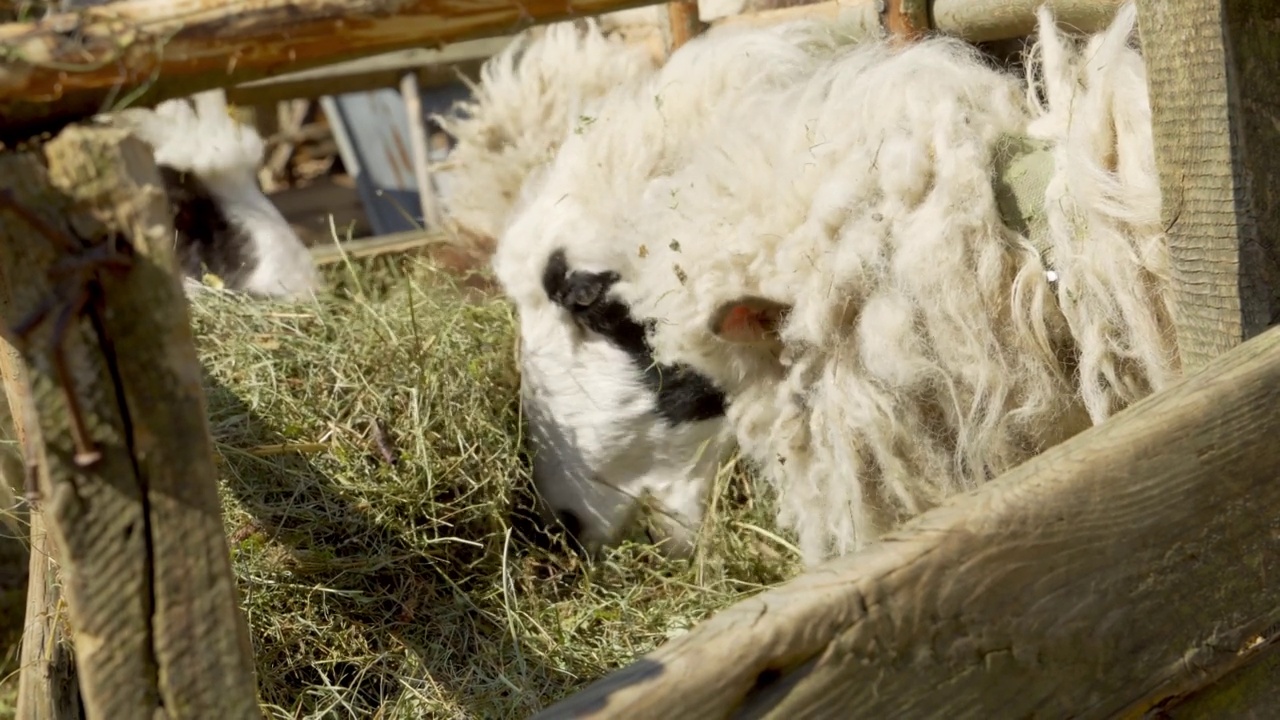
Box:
[0, 0, 1275, 717]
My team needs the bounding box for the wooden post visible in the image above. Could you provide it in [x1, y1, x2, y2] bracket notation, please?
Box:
[1134, 0, 1280, 371]
[664, 0, 706, 54]
[0, 176, 83, 720]
[399, 72, 446, 231]
[0, 125, 260, 719]
[531, 323, 1280, 719]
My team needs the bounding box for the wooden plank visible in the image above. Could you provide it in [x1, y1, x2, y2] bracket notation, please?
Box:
[531, 323, 1280, 719]
[225, 37, 511, 106]
[399, 72, 445, 231]
[0, 125, 259, 718]
[665, 0, 706, 52]
[12, 514, 82, 720]
[1154, 640, 1280, 718]
[0, 274, 82, 720]
[1134, 0, 1280, 372]
[0, 0, 665, 142]
[714, 0, 1124, 41]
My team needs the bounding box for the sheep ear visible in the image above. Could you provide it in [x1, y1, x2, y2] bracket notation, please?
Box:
[709, 296, 791, 344]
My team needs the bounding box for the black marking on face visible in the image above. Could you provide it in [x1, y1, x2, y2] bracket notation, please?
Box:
[542, 248, 726, 425]
[158, 165, 258, 291]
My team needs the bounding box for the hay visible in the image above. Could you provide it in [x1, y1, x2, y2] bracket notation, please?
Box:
[192, 254, 798, 718]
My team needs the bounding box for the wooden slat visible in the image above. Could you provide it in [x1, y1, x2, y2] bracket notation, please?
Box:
[715, 0, 1124, 41]
[0, 0, 666, 141]
[225, 36, 512, 106]
[1134, 0, 1280, 372]
[532, 323, 1280, 719]
[0, 125, 259, 719]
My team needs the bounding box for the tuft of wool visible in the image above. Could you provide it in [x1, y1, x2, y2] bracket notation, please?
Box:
[432, 19, 660, 252]
[1024, 2, 1178, 423]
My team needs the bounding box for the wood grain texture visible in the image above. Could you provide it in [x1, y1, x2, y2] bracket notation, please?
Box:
[0, 144, 159, 719]
[12, 514, 83, 720]
[532, 324, 1280, 719]
[714, 0, 1123, 41]
[1135, 0, 1280, 371]
[664, 0, 706, 53]
[0, 126, 260, 719]
[225, 37, 508, 106]
[931, 0, 1124, 42]
[1154, 641, 1280, 719]
[0, 279, 83, 719]
[0, 0, 664, 142]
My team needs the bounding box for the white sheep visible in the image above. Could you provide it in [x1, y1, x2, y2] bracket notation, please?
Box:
[105, 89, 320, 301]
[490, 3, 1176, 566]
[490, 18, 869, 557]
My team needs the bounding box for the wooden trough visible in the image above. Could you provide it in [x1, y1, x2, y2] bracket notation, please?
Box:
[0, 0, 1276, 718]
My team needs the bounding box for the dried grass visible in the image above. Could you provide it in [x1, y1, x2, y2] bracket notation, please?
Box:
[190, 253, 798, 718]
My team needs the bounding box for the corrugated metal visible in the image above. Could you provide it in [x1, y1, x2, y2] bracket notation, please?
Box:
[320, 83, 470, 237]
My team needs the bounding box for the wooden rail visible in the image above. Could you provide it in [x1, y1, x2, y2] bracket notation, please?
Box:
[225, 36, 511, 106]
[0, 0, 667, 141]
[0, 0, 1138, 141]
[0, 125, 259, 719]
[532, 321, 1280, 719]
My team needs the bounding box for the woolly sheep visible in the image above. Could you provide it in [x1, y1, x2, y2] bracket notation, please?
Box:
[106, 90, 319, 300]
[489, 3, 1177, 566]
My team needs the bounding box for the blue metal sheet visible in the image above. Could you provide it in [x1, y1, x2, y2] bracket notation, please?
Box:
[320, 83, 470, 237]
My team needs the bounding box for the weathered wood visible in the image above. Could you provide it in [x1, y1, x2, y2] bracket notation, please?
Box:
[0, 0, 664, 142]
[1, 318, 82, 720]
[532, 323, 1280, 719]
[0, 155, 89, 720]
[715, 0, 1124, 42]
[0, 125, 259, 718]
[1154, 640, 1280, 718]
[664, 0, 706, 53]
[399, 72, 444, 231]
[882, 0, 929, 41]
[1135, 0, 1280, 372]
[225, 37, 510, 106]
[12, 513, 82, 720]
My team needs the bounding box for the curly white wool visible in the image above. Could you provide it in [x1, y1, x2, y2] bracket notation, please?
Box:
[431, 19, 660, 251]
[493, 4, 1176, 566]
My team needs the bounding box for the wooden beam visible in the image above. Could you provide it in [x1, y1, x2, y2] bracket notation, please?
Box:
[1135, 0, 1280, 372]
[225, 36, 511, 106]
[0, 125, 259, 718]
[531, 322, 1280, 719]
[0, 0, 665, 141]
[0, 158, 83, 720]
[714, 0, 1125, 42]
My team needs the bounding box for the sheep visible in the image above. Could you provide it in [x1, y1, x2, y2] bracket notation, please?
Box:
[489, 3, 1177, 566]
[103, 89, 320, 301]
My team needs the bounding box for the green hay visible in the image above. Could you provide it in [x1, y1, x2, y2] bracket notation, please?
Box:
[193, 255, 800, 718]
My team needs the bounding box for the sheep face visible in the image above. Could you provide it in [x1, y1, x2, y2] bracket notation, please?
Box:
[507, 247, 734, 558]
